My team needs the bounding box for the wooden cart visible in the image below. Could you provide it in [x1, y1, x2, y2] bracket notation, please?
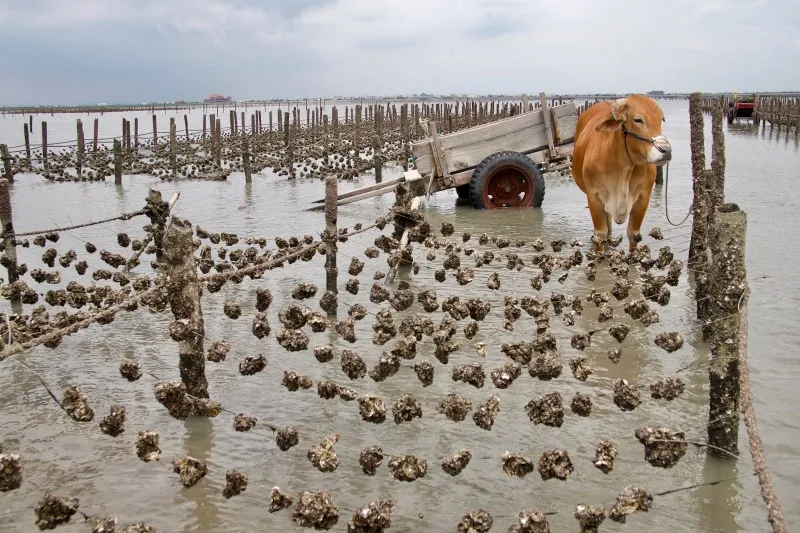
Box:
[312, 92, 580, 210]
[727, 93, 755, 124]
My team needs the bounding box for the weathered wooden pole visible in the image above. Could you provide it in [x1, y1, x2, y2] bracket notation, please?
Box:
[284, 112, 294, 179]
[354, 104, 362, 161]
[76, 119, 85, 177]
[134, 118, 139, 151]
[0, 178, 19, 303]
[0, 146, 12, 183]
[324, 176, 338, 313]
[152, 114, 158, 146]
[209, 113, 215, 144]
[163, 216, 209, 399]
[90, 118, 98, 153]
[242, 136, 252, 184]
[41, 121, 48, 173]
[184, 114, 189, 141]
[215, 118, 222, 167]
[23, 124, 31, 160]
[373, 107, 383, 183]
[705, 203, 747, 458]
[169, 119, 177, 176]
[688, 92, 709, 268]
[145, 188, 169, 263]
[709, 99, 726, 213]
[113, 139, 123, 184]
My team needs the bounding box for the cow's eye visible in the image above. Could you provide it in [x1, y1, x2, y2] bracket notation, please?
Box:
[634, 118, 644, 124]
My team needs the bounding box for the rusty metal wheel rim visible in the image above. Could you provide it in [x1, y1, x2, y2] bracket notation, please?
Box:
[481, 165, 534, 208]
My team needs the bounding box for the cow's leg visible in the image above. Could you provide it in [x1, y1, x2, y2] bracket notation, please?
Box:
[627, 189, 653, 251]
[605, 212, 613, 241]
[588, 195, 608, 252]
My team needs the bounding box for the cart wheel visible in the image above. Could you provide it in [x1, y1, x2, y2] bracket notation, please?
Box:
[455, 184, 471, 200]
[469, 151, 545, 209]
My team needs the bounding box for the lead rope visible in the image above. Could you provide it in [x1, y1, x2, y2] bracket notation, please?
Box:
[663, 162, 692, 226]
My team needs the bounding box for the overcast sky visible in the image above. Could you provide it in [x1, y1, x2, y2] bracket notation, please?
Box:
[0, 0, 797, 105]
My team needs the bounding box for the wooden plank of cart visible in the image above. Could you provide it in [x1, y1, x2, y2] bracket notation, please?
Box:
[311, 92, 579, 210]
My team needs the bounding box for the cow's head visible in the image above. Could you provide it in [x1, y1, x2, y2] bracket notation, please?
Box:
[595, 95, 672, 166]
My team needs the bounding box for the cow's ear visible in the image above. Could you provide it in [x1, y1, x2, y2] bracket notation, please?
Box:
[596, 118, 623, 132]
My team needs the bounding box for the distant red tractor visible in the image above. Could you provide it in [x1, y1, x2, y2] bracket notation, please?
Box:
[727, 93, 755, 124]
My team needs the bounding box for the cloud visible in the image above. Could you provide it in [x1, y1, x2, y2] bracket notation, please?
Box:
[0, 0, 798, 105]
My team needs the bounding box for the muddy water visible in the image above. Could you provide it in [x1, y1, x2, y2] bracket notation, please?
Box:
[0, 99, 797, 532]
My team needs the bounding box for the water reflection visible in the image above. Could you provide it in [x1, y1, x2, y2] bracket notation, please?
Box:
[176, 417, 219, 533]
[726, 123, 759, 137]
[692, 455, 744, 533]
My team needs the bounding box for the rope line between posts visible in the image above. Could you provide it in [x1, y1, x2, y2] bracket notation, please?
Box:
[0, 283, 164, 361]
[196, 215, 393, 284]
[7, 209, 148, 238]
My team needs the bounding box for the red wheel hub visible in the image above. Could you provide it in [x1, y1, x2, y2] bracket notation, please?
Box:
[481, 166, 534, 208]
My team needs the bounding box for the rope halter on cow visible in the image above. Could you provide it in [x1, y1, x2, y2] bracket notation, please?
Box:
[620, 125, 670, 164]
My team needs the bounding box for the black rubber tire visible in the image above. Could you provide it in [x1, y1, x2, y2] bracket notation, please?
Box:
[455, 183, 471, 200]
[727, 108, 735, 124]
[469, 151, 545, 209]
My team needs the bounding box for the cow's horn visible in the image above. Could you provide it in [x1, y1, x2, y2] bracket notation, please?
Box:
[611, 98, 628, 121]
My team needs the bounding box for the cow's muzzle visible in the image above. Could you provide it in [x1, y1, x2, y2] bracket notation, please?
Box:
[652, 135, 672, 165]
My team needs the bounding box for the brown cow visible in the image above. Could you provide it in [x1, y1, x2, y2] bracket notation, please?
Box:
[571, 95, 671, 252]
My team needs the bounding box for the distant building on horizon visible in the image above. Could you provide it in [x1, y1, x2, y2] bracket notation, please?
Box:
[204, 93, 232, 103]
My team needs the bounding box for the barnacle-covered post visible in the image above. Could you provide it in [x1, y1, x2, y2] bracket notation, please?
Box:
[373, 107, 383, 183]
[76, 119, 84, 178]
[164, 216, 209, 398]
[705, 203, 747, 458]
[242, 136, 252, 184]
[688, 92, 708, 265]
[709, 99, 726, 217]
[688, 92, 713, 321]
[145, 188, 170, 264]
[113, 139, 123, 185]
[284, 112, 294, 179]
[0, 145, 13, 183]
[214, 118, 222, 167]
[169, 119, 177, 176]
[0, 178, 20, 305]
[324, 177, 338, 312]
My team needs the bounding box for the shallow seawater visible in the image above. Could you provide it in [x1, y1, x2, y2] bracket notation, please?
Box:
[0, 99, 797, 532]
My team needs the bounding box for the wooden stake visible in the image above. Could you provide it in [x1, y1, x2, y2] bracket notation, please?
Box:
[242, 135, 252, 184]
[215, 118, 222, 167]
[373, 107, 383, 183]
[0, 178, 19, 303]
[689, 92, 710, 270]
[0, 145, 12, 184]
[706, 203, 746, 457]
[76, 119, 85, 177]
[164, 215, 209, 398]
[41, 122, 48, 173]
[113, 139, 123, 184]
[324, 176, 338, 311]
[169, 119, 177, 176]
[152, 114, 158, 146]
